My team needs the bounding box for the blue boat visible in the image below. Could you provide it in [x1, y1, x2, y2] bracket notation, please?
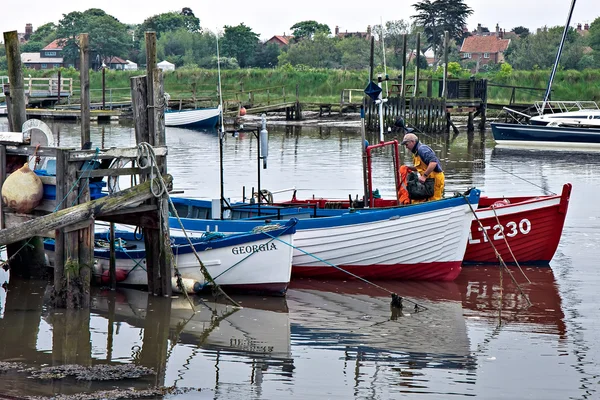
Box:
[491, 122, 600, 149]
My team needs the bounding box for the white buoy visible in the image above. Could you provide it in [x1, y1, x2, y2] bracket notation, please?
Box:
[1, 163, 44, 213]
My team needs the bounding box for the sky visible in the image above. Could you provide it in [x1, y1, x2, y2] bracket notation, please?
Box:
[0, 0, 597, 41]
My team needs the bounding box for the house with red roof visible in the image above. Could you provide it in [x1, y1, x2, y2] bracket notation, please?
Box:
[460, 31, 511, 72]
[21, 39, 71, 70]
[266, 35, 293, 47]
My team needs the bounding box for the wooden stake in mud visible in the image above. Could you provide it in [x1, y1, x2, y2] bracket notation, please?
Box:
[80, 34, 90, 146]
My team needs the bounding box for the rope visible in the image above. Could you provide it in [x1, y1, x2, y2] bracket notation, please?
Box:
[488, 163, 556, 196]
[490, 205, 531, 283]
[262, 231, 427, 312]
[136, 142, 240, 308]
[460, 193, 532, 307]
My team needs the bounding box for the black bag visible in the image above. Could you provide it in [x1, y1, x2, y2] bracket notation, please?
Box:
[407, 172, 435, 200]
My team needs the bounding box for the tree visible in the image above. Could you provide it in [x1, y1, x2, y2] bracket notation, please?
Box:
[588, 17, 600, 52]
[379, 20, 410, 68]
[512, 26, 530, 38]
[279, 32, 341, 68]
[56, 9, 130, 67]
[135, 9, 200, 42]
[336, 37, 370, 69]
[28, 23, 57, 45]
[252, 43, 281, 68]
[412, 0, 472, 63]
[290, 20, 331, 41]
[220, 23, 260, 68]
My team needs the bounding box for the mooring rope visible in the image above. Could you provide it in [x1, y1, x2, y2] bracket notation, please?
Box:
[460, 193, 532, 308]
[137, 142, 240, 308]
[490, 205, 531, 284]
[262, 231, 426, 312]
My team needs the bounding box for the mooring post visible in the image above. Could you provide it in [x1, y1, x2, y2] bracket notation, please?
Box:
[80, 34, 90, 145]
[400, 34, 407, 97]
[3, 31, 27, 131]
[143, 31, 172, 297]
[414, 33, 420, 97]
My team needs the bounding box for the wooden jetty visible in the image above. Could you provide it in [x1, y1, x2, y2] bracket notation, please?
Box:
[1, 30, 172, 309]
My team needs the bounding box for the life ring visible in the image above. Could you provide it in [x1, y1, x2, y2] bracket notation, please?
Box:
[254, 189, 273, 204]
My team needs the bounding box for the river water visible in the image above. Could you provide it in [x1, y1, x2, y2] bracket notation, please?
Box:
[0, 117, 599, 399]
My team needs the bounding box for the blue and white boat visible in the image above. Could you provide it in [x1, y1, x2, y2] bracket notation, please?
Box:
[164, 105, 221, 129]
[167, 190, 481, 282]
[45, 219, 297, 296]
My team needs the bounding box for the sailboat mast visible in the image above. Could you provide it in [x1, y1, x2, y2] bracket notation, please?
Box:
[216, 31, 226, 219]
[541, 0, 577, 111]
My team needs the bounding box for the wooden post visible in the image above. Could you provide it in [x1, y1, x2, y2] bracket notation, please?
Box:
[414, 33, 420, 97]
[109, 222, 116, 289]
[400, 35, 407, 97]
[479, 79, 488, 130]
[57, 70, 62, 105]
[443, 31, 449, 98]
[369, 37, 375, 83]
[102, 65, 106, 110]
[3, 31, 27, 131]
[143, 31, 171, 297]
[130, 75, 149, 144]
[80, 34, 90, 146]
[426, 76, 433, 97]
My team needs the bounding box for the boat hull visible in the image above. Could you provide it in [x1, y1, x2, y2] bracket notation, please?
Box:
[169, 191, 481, 281]
[45, 223, 296, 296]
[463, 183, 571, 264]
[164, 107, 220, 128]
[491, 122, 600, 148]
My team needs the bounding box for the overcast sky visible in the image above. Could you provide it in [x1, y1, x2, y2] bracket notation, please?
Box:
[0, 0, 596, 41]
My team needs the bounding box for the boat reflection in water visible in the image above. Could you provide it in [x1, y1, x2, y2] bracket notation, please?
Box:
[0, 264, 568, 398]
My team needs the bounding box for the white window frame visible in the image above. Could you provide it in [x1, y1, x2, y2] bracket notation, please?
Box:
[484, 53, 490, 59]
[464, 52, 471, 59]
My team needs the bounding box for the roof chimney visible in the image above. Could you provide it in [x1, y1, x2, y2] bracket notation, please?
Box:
[477, 23, 482, 34]
[584, 23, 590, 30]
[335, 26, 339, 35]
[495, 23, 500, 35]
[577, 23, 582, 31]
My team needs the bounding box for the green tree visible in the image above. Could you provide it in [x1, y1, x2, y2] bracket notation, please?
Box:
[221, 23, 259, 68]
[512, 26, 530, 38]
[279, 32, 341, 68]
[135, 8, 200, 41]
[290, 20, 331, 41]
[588, 17, 600, 52]
[28, 23, 57, 45]
[506, 26, 584, 70]
[412, 0, 472, 63]
[336, 37, 370, 69]
[378, 20, 410, 68]
[56, 9, 130, 67]
[252, 43, 281, 68]
[21, 41, 45, 53]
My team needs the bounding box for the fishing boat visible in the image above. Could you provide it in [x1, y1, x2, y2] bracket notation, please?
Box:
[164, 105, 221, 128]
[168, 189, 481, 281]
[44, 219, 297, 296]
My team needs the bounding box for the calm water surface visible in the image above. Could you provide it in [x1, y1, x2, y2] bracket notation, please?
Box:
[0, 117, 599, 399]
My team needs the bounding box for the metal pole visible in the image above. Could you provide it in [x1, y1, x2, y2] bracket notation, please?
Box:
[361, 105, 369, 206]
[102, 66, 106, 110]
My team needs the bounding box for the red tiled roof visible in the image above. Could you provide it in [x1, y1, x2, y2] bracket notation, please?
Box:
[43, 39, 66, 50]
[460, 36, 510, 54]
[104, 56, 127, 64]
[268, 35, 293, 45]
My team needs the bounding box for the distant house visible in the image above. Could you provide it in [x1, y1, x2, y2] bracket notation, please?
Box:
[460, 24, 511, 71]
[334, 25, 372, 40]
[157, 60, 175, 71]
[266, 34, 293, 47]
[21, 39, 70, 70]
[103, 56, 128, 70]
[407, 49, 436, 67]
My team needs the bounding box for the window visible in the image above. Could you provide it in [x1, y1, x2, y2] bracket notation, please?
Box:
[53, 64, 61, 68]
[464, 53, 471, 59]
[41, 63, 48, 69]
[44, 51, 57, 56]
[484, 53, 490, 59]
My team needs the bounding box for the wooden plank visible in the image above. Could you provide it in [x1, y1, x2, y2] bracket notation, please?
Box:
[80, 34, 90, 146]
[130, 75, 148, 145]
[68, 146, 168, 161]
[4, 31, 27, 131]
[0, 175, 172, 246]
[76, 167, 147, 179]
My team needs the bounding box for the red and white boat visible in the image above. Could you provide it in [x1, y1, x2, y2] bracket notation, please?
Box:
[280, 140, 571, 265]
[284, 184, 571, 265]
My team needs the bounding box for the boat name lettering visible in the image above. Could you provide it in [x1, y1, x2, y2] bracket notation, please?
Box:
[230, 338, 274, 352]
[232, 243, 277, 255]
[469, 218, 532, 244]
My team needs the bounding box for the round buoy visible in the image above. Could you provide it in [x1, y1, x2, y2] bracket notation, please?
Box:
[239, 106, 247, 116]
[491, 199, 510, 208]
[1, 163, 44, 213]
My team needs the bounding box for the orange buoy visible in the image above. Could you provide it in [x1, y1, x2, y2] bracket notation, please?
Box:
[239, 106, 247, 116]
[1, 163, 44, 213]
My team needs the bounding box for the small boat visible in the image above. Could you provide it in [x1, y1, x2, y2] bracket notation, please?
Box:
[168, 189, 481, 281]
[44, 219, 297, 296]
[491, 121, 600, 149]
[164, 105, 221, 128]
